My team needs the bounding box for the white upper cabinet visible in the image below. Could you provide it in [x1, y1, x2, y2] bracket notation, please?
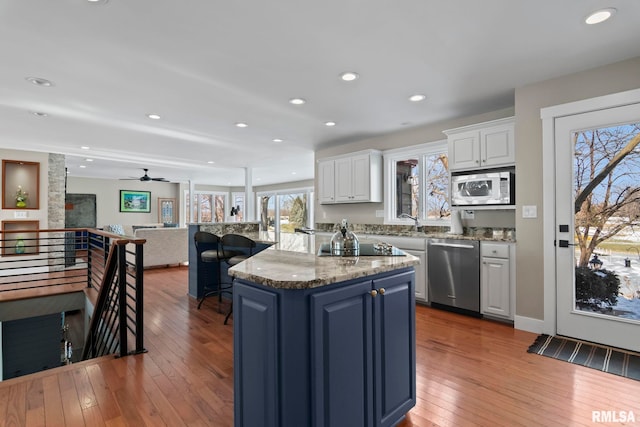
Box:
[318, 150, 382, 204]
[318, 159, 336, 203]
[444, 117, 515, 171]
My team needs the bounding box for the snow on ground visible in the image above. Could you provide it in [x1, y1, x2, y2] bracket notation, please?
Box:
[576, 250, 640, 320]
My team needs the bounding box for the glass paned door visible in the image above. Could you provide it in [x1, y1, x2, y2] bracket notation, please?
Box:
[198, 194, 213, 223]
[555, 102, 640, 351]
[279, 192, 308, 233]
[259, 195, 276, 233]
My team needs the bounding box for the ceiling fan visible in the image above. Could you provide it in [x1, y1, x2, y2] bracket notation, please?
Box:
[122, 168, 168, 182]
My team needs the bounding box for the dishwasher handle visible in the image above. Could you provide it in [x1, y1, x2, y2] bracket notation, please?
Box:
[429, 242, 476, 250]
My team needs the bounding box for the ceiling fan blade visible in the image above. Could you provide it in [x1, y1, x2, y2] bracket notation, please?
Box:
[119, 168, 168, 182]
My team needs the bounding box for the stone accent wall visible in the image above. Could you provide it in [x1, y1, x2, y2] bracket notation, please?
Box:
[47, 154, 66, 271]
[47, 153, 66, 229]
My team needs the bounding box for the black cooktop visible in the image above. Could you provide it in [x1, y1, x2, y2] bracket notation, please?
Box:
[317, 243, 406, 257]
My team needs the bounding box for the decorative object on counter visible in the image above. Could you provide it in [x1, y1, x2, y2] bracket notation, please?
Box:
[373, 242, 394, 255]
[15, 185, 28, 208]
[331, 219, 360, 256]
[15, 238, 26, 254]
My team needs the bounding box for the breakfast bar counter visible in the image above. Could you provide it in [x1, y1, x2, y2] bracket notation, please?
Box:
[228, 239, 420, 289]
[228, 237, 419, 427]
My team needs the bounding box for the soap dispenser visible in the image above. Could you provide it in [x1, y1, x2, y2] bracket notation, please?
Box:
[330, 219, 360, 256]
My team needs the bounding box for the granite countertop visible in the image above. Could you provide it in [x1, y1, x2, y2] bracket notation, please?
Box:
[314, 223, 516, 242]
[228, 233, 420, 290]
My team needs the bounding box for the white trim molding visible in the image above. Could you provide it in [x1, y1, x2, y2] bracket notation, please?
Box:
[514, 315, 545, 334]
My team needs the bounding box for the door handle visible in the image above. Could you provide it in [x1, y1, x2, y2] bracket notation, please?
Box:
[557, 240, 576, 248]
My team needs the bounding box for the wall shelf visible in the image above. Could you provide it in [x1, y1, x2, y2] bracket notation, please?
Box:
[2, 220, 40, 256]
[2, 160, 40, 210]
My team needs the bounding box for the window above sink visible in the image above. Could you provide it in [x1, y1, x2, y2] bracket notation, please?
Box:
[383, 140, 450, 227]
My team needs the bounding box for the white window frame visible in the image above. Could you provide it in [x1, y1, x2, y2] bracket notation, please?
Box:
[183, 189, 229, 223]
[383, 140, 450, 226]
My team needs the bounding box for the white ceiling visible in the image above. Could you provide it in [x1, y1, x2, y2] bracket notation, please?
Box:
[1, 1, 639, 186]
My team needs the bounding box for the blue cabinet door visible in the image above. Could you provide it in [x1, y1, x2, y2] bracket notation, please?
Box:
[310, 279, 374, 427]
[373, 271, 416, 427]
[233, 281, 280, 427]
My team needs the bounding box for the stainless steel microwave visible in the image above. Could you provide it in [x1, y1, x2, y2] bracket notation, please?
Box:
[450, 167, 515, 206]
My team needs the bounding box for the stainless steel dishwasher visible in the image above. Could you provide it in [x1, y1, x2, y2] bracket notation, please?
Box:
[427, 238, 480, 313]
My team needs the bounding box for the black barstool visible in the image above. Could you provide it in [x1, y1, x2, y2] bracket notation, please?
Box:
[194, 231, 240, 311]
[220, 234, 257, 324]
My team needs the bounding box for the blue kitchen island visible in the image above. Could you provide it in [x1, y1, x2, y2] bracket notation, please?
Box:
[228, 240, 419, 427]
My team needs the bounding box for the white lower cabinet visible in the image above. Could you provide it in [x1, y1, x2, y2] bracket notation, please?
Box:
[366, 235, 427, 303]
[480, 242, 514, 320]
[403, 248, 426, 302]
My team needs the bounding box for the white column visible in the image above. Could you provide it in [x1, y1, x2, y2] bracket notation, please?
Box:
[188, 180, 195, 223]
[244, 168, 254, 221]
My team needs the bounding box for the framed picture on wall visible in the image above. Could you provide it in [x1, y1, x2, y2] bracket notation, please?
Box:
[158, 198, 176, 223]
[120, 190, 151, 213]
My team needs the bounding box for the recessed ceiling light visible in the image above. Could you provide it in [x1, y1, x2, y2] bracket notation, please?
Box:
[291, 172, 297, 175]
[409, 94, 426, 102]
[81, 146, 90, 150]
[340, 72, 359, 82]
[235, 122, 248, 128]
[30, 111, 48, 117]
[85, 158, 94, 162]
[585, 8, 616, 24]
[79, 165, 87, 169]
[272, 138, 284, 143]
[207, 161, 215, 164]
[87, 0, 109, 4]
[147, 114, 161, 120]
[289, 98, 306, 105]
[325, 121, 336, 127]
[25, 77, 54, 87]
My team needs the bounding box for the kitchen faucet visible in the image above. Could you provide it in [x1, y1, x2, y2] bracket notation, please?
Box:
[399, 213, 420, 231]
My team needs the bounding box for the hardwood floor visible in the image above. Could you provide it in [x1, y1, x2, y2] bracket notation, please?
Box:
[1, 266, 638, 426]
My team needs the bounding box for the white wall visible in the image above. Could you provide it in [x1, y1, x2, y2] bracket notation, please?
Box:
[66, 176, 181, 227]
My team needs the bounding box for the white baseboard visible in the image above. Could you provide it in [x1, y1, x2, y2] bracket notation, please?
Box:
[514, 315, 545, 334]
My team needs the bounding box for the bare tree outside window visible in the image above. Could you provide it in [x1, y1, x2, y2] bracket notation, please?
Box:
[574, 124, 640, 266]
[573, 123, 640, 318]
[424, 153, 450, 220]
